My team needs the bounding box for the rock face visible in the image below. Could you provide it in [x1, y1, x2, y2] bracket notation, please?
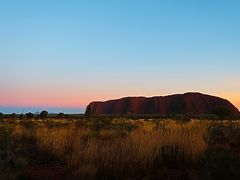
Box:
[86, 92, 239, 116]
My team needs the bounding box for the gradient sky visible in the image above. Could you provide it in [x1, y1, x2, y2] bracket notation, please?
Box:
[0, 0, 240, 113]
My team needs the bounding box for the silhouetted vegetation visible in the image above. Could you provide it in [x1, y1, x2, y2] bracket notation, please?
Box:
[201, 150, 240, 180]
[57, 112, 65, 118]
[39, 110, 48, 119]
[214, 106, 231, 120]
[10, 113, 16, 120]
[26, 112, 34, 119]
[0, 112, 3, 120]
[19, 113, 24, 120]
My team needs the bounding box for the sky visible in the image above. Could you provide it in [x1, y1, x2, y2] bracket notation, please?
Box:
[0, 0, 240, 113]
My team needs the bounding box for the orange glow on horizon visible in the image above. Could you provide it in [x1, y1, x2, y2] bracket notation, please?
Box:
[1, 93, 240, 111]
[218, 93, 240, 110]
[0, 86, 239, 110]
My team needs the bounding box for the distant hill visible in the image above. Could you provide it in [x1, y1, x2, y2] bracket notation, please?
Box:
[86, 92, 239, 116]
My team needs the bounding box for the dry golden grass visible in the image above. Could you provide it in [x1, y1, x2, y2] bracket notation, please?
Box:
[34, 119, 209, 178]
[2, 119, 240, 179]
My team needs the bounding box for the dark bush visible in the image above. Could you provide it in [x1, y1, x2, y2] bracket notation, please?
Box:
[0, 112, 3, 120]
[213, 106, 231, 120]
[19, 114, 24, 120]
[10, 113, 16, 119]
[26, 112, 34, 119]
[40, 110, 48, 119]
[58, 113, 65, 118]
[201, 150, 240, 180]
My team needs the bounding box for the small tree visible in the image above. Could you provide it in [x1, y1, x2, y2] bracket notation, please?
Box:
[26, 112, 34, 119]
[40, 110, 48, 119]
[0, 113, 3, 120]
[58, 112, 65, 118]
[10, 113, 16, 120]
[19, 114, 24, 120]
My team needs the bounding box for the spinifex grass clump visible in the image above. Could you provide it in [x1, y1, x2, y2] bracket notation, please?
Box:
[35, 119, 209, 178]
[3, 119, 240, 179]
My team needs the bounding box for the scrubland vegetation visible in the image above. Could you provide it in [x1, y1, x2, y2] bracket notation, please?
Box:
[1, 117, 240, 179]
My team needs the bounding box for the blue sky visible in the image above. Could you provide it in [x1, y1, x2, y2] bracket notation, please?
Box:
[0, 0, 240, 113]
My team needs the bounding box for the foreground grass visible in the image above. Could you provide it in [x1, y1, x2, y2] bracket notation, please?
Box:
[1, 118, 240, 179]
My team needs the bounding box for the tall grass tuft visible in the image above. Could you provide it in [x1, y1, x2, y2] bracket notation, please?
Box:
[35, 120, 209, 178]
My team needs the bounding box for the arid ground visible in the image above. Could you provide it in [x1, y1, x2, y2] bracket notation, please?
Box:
[1, 117, 240, 180]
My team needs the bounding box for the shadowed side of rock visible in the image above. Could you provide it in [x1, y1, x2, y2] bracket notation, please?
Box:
[86, 93, 240, 117]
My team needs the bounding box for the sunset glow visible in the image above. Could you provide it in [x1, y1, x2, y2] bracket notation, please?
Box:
[0, 0, 240, 113]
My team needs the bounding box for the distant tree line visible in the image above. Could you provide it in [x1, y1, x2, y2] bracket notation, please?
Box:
[0, 110, 49, 120]
[85, 108, 240, 121]
[0, 111, 79, 120]
[0, 106, 239, 121]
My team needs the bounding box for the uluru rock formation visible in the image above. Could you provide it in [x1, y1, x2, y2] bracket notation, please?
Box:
[86, 92, 239, 116]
